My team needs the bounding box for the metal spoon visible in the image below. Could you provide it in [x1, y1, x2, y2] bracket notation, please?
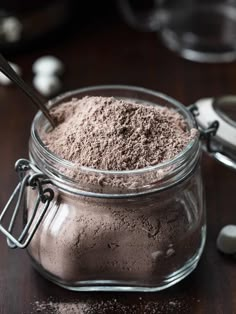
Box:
[0, 54, 56, 128]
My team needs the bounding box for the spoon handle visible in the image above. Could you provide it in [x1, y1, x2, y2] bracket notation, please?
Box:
[0, 54, 55, 128]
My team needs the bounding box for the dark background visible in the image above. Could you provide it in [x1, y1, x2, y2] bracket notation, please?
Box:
[0, 1, 236, 313]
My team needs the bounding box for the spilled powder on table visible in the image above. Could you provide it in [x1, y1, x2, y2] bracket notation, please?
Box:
[32, 297, 192, 314]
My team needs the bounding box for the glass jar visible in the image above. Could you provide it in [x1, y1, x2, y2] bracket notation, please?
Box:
[117, 0, 236, 63]
[0, 86, 206, 292]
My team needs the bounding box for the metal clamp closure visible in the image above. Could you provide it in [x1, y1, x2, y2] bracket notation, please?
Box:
[199, 120, 219, 153]
[0, 159, 54, 249]
[189, 104, 220, 153]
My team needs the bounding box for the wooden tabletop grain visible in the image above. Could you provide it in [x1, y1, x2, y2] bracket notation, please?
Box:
[0, 9, 236, 314]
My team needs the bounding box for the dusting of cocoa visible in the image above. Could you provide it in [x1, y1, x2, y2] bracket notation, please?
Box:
[32, 296, 193, 314]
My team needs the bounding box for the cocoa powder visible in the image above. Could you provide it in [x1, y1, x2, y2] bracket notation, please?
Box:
[32, 297, 192, 314]
[43, 96, 196, 170]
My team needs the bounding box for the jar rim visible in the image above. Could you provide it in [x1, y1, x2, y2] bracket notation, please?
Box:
[31, 85, 199, 176]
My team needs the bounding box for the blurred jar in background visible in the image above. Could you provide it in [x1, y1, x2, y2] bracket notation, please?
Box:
[117, 0, 236, 63]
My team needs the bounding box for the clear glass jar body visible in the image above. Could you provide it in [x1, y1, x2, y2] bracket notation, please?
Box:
[25, 86, 206, 292]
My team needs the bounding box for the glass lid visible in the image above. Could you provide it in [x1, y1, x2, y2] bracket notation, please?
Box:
[213, 96, 236, 129]
[193, 96, 236, 171]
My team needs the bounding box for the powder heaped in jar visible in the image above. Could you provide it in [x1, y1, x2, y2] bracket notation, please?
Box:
[43, 96, 197, 171]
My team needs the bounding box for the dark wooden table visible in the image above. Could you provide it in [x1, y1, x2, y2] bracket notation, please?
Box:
[0, 13, 236, 314]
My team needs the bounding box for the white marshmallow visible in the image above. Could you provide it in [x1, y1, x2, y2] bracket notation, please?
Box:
[2, 17, 22, 42]
[0, 62, 21, 85]
[216, 225, 236, 254]
[33, 75, 61, 97]
[32, 56, 64, 76]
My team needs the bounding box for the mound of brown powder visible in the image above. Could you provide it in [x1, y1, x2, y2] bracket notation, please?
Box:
[43, 96, 196, 171]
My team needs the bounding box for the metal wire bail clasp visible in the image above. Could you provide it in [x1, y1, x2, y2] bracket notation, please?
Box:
[0, 159, 54, 249]
[189, 101, 236, 171]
